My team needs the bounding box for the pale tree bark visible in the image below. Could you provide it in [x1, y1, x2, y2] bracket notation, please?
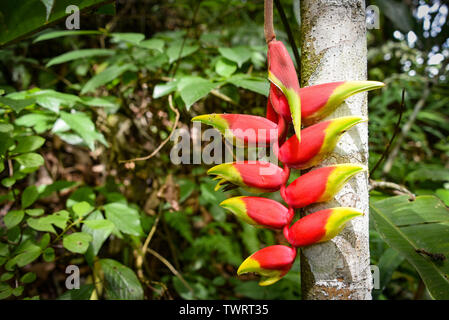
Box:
[299, 0, 372, 299]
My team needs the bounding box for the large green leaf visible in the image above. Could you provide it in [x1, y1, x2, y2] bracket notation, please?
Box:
[104, 202, 143, 236]
[177, 77, 219, 110]
[218, 47, 252, 67]
[63, 232, 93, 254]
[59, 111, 108, 150]
[227, 74, 269, 96]
[99, 259, 143, 300]
[46, 49, 114, 67]
[82, 210, 114, 256]
[0, 1, 109, 47]
[81, 64, 132, 94]
[370, 195, 449, 299]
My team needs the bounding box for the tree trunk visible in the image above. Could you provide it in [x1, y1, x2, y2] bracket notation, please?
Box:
[299, 0, 372, 300]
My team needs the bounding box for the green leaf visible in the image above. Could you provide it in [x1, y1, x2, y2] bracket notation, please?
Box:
[227, 75, 269, 96]
[370, 195, 449, 299]
[111, 33, 145, 45]
[25, 208, 45, 217]
[153, 81, 178, 99]
[13, 152, 44, 169]
[1, 272, 14, 281]
[12, 286, 24, 297]
[59, 111, 108, 150]
[20, 272, 37, 284]
[374, 248, 405, 296]
[82, 211, 114, 256]
[0, 97, 34, 113]
[27, 217, 56, 234]
[46, 49, 114, 67]
[81, 64, 132, 94]
[34, 30, 103, 43]
[1, 1, 106, 46]
[38, 233, 51, 249]
[138, 39, 165, 52]
[166, 43, 199, 64]
[104, 202, 143, 236]
[99, 259, 144, 300]
[42, 247, 55, 262]
[27, 210, 69, 234]
[66, 186, 95, 207]
[436, 189, 449, 206]
[15, 244, 42, 267]
[4, 210, 25, 229]
[406, 167, 449, 184]
[218, 47, 252, 67]
[72, 201, 93, 218]
[21, 185, 39, 209]
[13, 136, 45, 154]
[58, 284, 94, 300]
[178, 77, 219, 110]
[63, 232, 93, 254]
[215, 58, 237, 77]
[0, 284, 13, 300]
[1, 177, 15, 188]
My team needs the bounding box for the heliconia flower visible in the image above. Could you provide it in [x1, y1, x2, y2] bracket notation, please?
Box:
[268, 40, 301, 142]
[192, 113, 285, 147]
[208, 161, 290, 193]
[237, 245, 297, 286]
[300, 81, 385, 126]
[283, 207, 363, 247]
[269, 83, 291, 120]
[276, 116, 366, 169]
[280, 163, 367, 208]
[265, 90, 279, 123]
[220, 196, 294, 229]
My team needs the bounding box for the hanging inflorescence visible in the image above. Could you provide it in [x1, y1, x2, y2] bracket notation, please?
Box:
[192, 10, 384, 286]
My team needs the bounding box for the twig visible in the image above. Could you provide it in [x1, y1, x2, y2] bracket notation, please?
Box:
[120, 94, 180, 163]
[168, 0, 203, 78]
[369, 179, 415, 200]
[264, 0, 276, 43]
[210, 89, 238, 106]
[141, 210, 161, 257]
[274, 0, 301, 75]
[383, 87, 430, 174]
[147, 248, 195, 296]
[370, 89, 405, 177]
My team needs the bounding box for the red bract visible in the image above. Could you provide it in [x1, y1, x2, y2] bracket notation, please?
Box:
[300, 81, 385, 125]
[208, 161, 290, 193]
[276, 116, 366, 169]
[283, 207, 363, 247]
[237, 245, 297, 286]
[220, 196, 294, 229]
[192, 113, 285, 147]
[280, 164, 367, 209]
[268, 40, 301, 142]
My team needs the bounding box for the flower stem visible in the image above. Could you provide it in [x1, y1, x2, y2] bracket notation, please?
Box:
[264, 0, 276, 43]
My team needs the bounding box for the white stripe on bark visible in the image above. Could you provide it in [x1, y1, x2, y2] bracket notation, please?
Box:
[299, 0, 372, 300]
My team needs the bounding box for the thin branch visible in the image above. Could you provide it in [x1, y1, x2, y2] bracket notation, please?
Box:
[369, 179, 415, 200]
[210, 89, 238, 105]
[141, 210, 161, 256]
[120, 94, 180, 163]
[370, 89, 405, 177]
[274, 0, 301, 76]
[383, 86, 430, 174]
[147, 248, 195, 296]
[264, 0, 276, 43]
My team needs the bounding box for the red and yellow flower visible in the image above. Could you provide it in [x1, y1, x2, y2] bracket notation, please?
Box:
[237, 245, 297, 286]
[283, 207, 363, 247]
